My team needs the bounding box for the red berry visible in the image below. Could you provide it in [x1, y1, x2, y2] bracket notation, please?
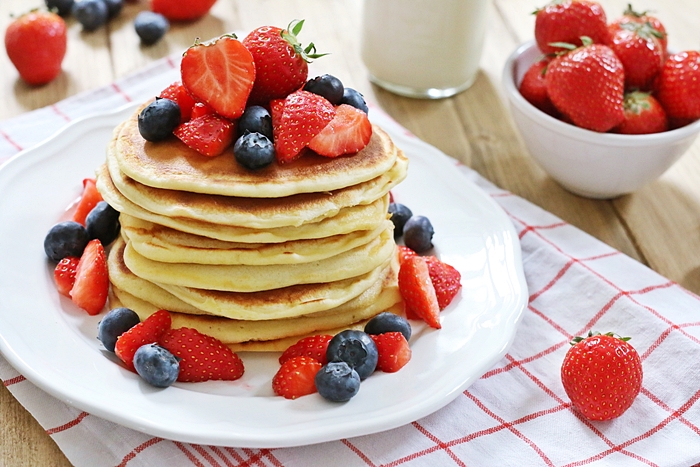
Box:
[534, 0, 609, 55]
[397, 245, 417, 266]
[371, 332, 411, 373]
[72, 178, 103, 226]
[615, 91, 668, 135]
[398, 256, 441, 329]
[159, 327, 245, 382]
[159, 82, 197, 123]
[561, 332, 643, 421]
[54, 256, 80, 297]
[272, 356, 322, 399]
[519, 57, 559, 117]
[279, 334, 333, 365]
[150, 0, 217, 22]
[308, 104, 373, 157]
[424, 256, 462, 310]
[115, 310, 172, 372]
[655, 51, 700, 121]
[608, 22, 664, 91]
[190, 101, 216, 120]
[69, 239, 108, 315]
[609, 5, 667, 52]
[174, 114, 236, 157]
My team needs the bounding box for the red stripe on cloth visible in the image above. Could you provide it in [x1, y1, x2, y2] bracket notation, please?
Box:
[174, 442, 206, 467]
[223, 447, 246, 463]
[528, 304, 571, 337]
[190, 445, 223, 467]
[236, 447, 282, 467]
[529, 259, 576, 302]
[3, 375, 26, 386]
[46, 411, 89, 435]
[112, 83, 133, 103]
[0, 128, 23, 152]
[490, 191, 516, 198]
[208, 446, 237, 467]
[341, 439, 376, 466]
[518, 221, 568, 240]
[166, 55, 178, 69]
[116, 438, 164, 467]
[51, 104, 71, 122]
[481, 338, 568, 379]
[412, 422, 467, 467]
[641, 387, 700, 436]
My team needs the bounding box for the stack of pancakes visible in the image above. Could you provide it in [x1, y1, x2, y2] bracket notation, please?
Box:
[95, 105, 408, 351]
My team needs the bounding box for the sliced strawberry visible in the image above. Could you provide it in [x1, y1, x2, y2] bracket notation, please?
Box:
[69, 239, 108, 315]
[180, 34, 255, 120]
[279, 334, 333, 365]
[159, 81, 197, 123]
[174, 114, 236, 157]
[397, 245, 417, 266]
[72, 178, 103, 225]
[115, 309, 171, 372]
[269, 98, 286, 130]
[371, 332, 412, 373]
[308, 104, 372, 157]
[159, 327, 245, 382]
[398, 256, 441, 329]
[272, 356, 323, 399]
[273, 90, 335, 163]
[54, 256, 80, 297]
[190, 101, 216, 120]
[424, 256, 462, 310]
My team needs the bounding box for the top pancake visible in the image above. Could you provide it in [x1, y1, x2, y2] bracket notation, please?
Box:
[114, 105, 399, 198]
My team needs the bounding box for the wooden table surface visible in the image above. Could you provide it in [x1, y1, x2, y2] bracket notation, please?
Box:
[1, 0, 699, 464]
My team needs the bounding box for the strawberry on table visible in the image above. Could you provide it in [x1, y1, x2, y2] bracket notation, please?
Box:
[174, 114, 236, 157]
[655, 51, 700, 121]
[608, 20, 664, 91]
[561, 331, 643, 421]
[115, 309, 172, 372]
[272, 356, 323, 399]
[181, 34, 255, 120]
[615, 91, 668, 135]
[159, 82, 197, 123]
[371, 332, 411, 373]
[518, 56, 559, 117]
[279, 334, 333, 365]
[4, 10, 67, 86]
[398, 256, 441, 329]
[534, 0, 609, 55]
[424, 256, 462, 310]
[69, 239, 108, 316]
[72, 178, 103, 226]
[150, 0, 217, 22]
[159, 327, 245, 382]
[308, 104, 373, 157]
[54, 256, 80, 297]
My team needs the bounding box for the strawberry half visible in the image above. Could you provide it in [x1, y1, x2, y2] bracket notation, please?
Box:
[159, 327, 245, 382]
[308, 104, 372, 157]
[272, 356, 322, 399]
[398, 256, 441, 329]
[371, 332, 412, 373]
[272, 90, 335, 163]
[115, 309, 172, 372]
[279, 334, 333, 365]
[69, 239, 108, 315]
[72, 178, 103, 226]
[397, 245, 417, 266]
[54, 256, 80, 297]
[425, 256, 462, 310]
[159, 81, 197, 123]
[190, 101, 216, 120]
[174, 114, 236, 157]
[181, 34, 255, 120]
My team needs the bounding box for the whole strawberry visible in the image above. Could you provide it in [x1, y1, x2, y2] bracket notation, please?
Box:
[518, 56, 559, 117]
[4, 10, 67, 85]
[610, 4, 667, 52]
[615, 91, 667, 135]
[242, 20, 326, 105]
[150, 0, 217, 22]
[655, 51, 700, 121]
[545, 39, 625, 132]
[534, 0, 609, 55]
[561, 331, 642, 421]
[608, 21, 665, 90]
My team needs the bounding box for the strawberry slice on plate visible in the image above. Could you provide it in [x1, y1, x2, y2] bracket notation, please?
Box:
[72, 178, 102, 226]
[308, 104, 372, 157]
[398, 256, 441, 329]
[272, 356, 323, 399]
[69, 239, 108, 315]
[279, 334, 333, 365]
[115, 309, 172, 372]
[159, 81, 197, 123]
[371, 332, 412, 373]
[54, 256, 80, 297]
[424, 256, 462, 310]
[174, 114, 236, 157]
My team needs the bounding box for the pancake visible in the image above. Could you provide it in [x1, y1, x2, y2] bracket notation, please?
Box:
[114, 105, 400, 198]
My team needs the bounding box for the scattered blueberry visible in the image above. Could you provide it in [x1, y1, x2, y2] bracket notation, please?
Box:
[388, 203, 413, 237]
[315, 361, 361, 402]
[134, 11, 169, 46]
[72, 0, 109, 32]
[238, 106, 273, 140]
[403, 215, 434, 253]
[45, 0, 75, 16]
[103, 0, 124, 19]
[133, 344, 180, 388]
[138, 98, 180, 142]
[341, 88, 369, 114]
[364, 312, 412, 342]
[303, 74, 344, 105]
[86, 201, 120, 246]
[325, 330, 378, 380]
[97, 307, 140, 352]
[44, 221, 89, 262]
[234, 132, 275, 170]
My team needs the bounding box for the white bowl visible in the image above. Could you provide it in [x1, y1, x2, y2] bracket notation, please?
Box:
[502, 40, 700, 199]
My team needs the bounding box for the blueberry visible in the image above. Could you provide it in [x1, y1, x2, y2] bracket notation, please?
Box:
[97, 307, 140, 352]
[315, 361, 361, 402]
[134, 11, 169, 46]
[403, 215, 434, 253]
[86, 201, 120, 246]
[234, 132, 275, 170]
[303, 74, 344, 105]
[364, 312, 412, 342]
[72, 0, 109, 31]
[238, 106, 273, 140]
[138, 98, 180, 142]
[388, 203, 413, 237]
[44, 221, 89, 262]
[341, 88, 369, 114]
[325, 330, 378, 380]
[103, 0, 123, 19]
[45, 0, 75, 16]
[133, 344, 180, 388]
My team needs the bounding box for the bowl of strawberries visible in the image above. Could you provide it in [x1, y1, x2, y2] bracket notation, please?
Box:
[502, 1, 700, 199]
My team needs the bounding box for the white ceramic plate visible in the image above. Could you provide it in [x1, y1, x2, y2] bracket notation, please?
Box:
[0, 104, 527, 448]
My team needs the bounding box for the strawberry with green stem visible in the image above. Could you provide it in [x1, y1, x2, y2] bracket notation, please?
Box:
[534, 0, 609, 55]
[615, 91, 667, 135]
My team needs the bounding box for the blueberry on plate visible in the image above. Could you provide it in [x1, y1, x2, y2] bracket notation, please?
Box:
[325, 330, 378, 380]
[45, 0, 75, 16]
[234, 132, 275, 170]
[388, 202, 413, 237]
[133, 344, 180, 388]
[138, 98, 180, 142]
[86, 201, 120, 246]
[238, 106, 273, 140]
[341, 88, 369, 114]
[315, 361, 361, 402]
[72, 0, 109, 31]
[364, 312, 412, 342]
[303, 74, 344, 105]
[97, 307, 140, 352]
[134, 11, 169, 46]
[44, 221, 89, 262]
[403, 215, 434, 253]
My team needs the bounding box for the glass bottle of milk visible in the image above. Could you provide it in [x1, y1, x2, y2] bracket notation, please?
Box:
[361, 0, 489, 99]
